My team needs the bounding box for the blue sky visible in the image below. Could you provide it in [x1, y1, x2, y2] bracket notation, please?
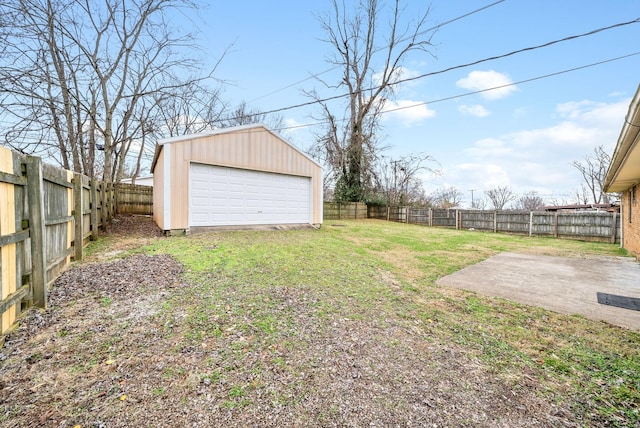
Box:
[184, 0, 640, 206]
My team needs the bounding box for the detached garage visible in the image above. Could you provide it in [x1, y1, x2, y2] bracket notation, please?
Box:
[151, 124, 323, 234]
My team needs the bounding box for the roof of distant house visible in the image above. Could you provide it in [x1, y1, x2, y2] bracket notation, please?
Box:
[541, 203, 619, 212]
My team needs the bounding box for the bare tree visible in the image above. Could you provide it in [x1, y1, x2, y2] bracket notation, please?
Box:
[309, 0, 435, 202]
[471, 197, 488, 210]
[514, 191, 545, 211]
[153, 79, 227, 139]
[571, 145, 611, 204]
[0, 0, 224, 181]
[220, 101, 285, 132]
[485, 186, 516, 210]
[431, 187, 463, 209]
[574, 183, 591, 205]
[373, 153, 438, 205]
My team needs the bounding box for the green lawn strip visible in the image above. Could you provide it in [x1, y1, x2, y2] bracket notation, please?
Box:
[138, 220, 638, 425]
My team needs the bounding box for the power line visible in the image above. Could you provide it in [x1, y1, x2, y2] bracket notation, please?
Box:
[115, 15, 640, 159]
[247, 0, 507, 103]
[269, 51, 640, 132]
[178, 49, 640, 136]
[237, 16, 640, 121]
[380, 52, 640, 115]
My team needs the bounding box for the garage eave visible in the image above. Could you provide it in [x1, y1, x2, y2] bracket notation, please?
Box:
[603, 84, 640, 193]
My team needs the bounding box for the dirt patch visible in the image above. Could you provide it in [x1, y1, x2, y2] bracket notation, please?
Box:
[105, 214, 164, 238]
[0, 253, 184, 427]
[85, 214, 165, 262]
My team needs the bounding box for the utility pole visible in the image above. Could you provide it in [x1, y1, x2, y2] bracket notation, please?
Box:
[469, 189, 476, 208]
[391, 160, 400, 205]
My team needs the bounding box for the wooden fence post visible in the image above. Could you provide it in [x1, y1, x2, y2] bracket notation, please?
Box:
[386, 206, 390, 221]
[529, 211, 534, 237]
[456, 210, 460, 230]
[493, 211, 497, 233]
[100, 182, 106, 231]
[109, 183, 115, 221]
[611, 211, 617, 244]
[25, 156, 47, 308]
[429, 208, 433, 227]
[405, 206, 409, 223]
[73, 173, 83, 261]
[90, 179, 98, 241]
[338, 203, 341, 220]
[553, 212, 559, 238]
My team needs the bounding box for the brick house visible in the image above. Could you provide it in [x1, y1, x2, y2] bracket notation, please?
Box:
[603, 85, 640, 258]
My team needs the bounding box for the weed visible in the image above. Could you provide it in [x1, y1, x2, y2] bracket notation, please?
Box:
[200, 372, 221, 385]
[228, 385, 245, 398]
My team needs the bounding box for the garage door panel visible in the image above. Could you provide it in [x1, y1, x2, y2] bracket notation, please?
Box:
[191, 196, 210, 207]
[190, 164, 310, 227]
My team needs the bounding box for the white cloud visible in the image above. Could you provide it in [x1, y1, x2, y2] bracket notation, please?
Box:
[458, 104, 490, 117]
[283, 117, 305, 131]
[451, 98, 627, 199]
[556, 99, 629, 127]
[381, 99, 436, 126]
[456, 70, 518, 100]
[556, 100, 595, 119]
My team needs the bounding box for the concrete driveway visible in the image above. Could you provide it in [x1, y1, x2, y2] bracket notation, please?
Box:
[436, 252, 640, 331]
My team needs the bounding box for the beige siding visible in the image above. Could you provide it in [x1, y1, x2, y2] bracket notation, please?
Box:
[153, 148, 165, 229]
[156, 125, 322, 230]
[0, 147, 17, 332]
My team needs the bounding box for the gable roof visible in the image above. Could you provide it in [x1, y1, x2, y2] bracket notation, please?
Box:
[150, 123, 320, 173]
[603, 85, 640, 193]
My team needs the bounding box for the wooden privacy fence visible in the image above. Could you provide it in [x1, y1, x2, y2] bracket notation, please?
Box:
[324, 202, 368, 220]
[115, 183, 153, 215]
[0, 148, 118, 336]
[327, 203, 621, 244]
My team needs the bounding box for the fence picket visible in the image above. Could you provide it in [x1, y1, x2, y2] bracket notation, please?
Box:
[1, 150, 151, 336]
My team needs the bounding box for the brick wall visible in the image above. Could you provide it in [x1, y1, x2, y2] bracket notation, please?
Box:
[622, 185, 640, 259]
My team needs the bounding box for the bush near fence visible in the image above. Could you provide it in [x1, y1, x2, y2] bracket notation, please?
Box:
[0, 148, 152, 338]
[324, 202, 621, 244]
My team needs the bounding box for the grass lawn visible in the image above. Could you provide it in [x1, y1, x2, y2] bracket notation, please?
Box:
[1, 218, 638, 427]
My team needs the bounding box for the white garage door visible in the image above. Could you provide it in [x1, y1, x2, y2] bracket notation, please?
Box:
[189, 163, 311, 227]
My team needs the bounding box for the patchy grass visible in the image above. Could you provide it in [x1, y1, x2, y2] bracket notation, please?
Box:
[1, 218, 638, 427]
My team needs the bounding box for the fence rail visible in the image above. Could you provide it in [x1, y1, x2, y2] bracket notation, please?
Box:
[0, 148, 127, 337]
[325, 202, 621, 244]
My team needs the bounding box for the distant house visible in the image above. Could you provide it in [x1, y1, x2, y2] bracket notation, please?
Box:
[120, 175, 153, 187]
[603, 85, 640, 258]
[150, 124, 323, 234]
[541, 203, 619, 213]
